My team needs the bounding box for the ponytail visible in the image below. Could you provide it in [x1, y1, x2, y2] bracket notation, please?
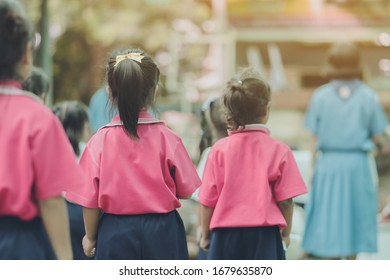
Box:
[107, 49, 159, 139]
[224, 78, 271, 130]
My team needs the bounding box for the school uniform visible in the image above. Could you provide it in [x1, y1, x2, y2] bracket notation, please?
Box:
[199, 125, 307, 260]
[0, 80, 86, 260]
[65, 112, 201, 260]
[302, 79, 388, 258]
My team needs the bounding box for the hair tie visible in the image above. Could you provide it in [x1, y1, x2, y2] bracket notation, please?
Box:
[114, 53, 144, 67]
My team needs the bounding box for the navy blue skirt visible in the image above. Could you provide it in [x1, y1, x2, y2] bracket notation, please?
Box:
[66, 201, 93, 260]
[95, 210, 188, 260]
[207, 226, 286, 260]
[0, 216, 55, 260]
[197, 244, 208, 260]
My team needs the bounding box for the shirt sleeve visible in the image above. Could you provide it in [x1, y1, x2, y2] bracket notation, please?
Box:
[369, 94, 388, 136]
[199, 150, 219, 208]
[170, 139, 201, 198]
[31, 113, 86, 201]
[273, 149, 308, 202]
[65, 145, 100, 208]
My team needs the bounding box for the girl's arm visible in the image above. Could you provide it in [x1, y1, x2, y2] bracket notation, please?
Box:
[373, 133, 390, 154]
[200, 205, 214, 251]
[38, 196, 73, 260]
[277, 198, 294, 248]
[82, 207, 100, 257]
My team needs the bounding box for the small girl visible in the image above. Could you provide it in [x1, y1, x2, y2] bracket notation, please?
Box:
[22, 66, 50, 102]
[193, 96, 228, 260]
[0, 0, 85, 260]
[52, 100, 93, 260]
[65, 48, 201, 260]
[199, 74, 308, 260]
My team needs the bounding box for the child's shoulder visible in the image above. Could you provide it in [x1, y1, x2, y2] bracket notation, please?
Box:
[267, 135, 293, 153]
[312, 83, 334, 99]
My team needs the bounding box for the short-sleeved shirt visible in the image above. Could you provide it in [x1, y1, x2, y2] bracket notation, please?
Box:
[65, 112, 201, 214]
[199, 124, 307, 230]
[0, 80, 86, 221]
[305, 79, 388, 151]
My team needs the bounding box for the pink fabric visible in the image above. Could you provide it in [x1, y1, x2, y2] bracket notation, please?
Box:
[66, 112, 201, 214]
[199, 124, 307, 230]
[0, 80, 86, 221]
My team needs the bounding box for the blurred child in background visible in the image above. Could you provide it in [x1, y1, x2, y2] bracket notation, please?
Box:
[22, 66, 49, 102]
[52, 100, 92, 260]
[192, 96, 227, 259]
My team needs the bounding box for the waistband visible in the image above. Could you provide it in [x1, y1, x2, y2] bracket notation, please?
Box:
[319, 148, 368, 153]
[0, 216, 42, 226]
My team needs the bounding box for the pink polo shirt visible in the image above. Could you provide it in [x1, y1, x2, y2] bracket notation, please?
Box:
[0, 80, 86, 221]
[65, 112, 201, 214]
[199, 124, 307, 230]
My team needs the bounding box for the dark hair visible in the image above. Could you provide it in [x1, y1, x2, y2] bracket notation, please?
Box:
[22, 66, 50, 97]
[323, 42, 363, 80]
[199, 97, 228, 154]
[0, 0, 33, 80]
[52, 101, 89, 156]
[224, 77, 271, 130]
[106, 48, 160, 139]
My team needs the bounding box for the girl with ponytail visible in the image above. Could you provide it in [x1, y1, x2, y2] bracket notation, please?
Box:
[66, 48, 201, 259]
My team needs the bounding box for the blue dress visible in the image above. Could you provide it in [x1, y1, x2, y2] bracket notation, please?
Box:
[302, 79, 388, 257]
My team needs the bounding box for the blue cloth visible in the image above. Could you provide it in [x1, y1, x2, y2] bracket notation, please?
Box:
[66, 201, 93, 260]
[89, 86, 117, 133]
[95, 210, 188, 260]
[207, 226, 286, 260]
[197, 243, 208, 260]
[302, 79, 388, 257]
[0, 216, 55, 260]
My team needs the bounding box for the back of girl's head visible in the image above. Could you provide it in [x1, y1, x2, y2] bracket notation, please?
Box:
[224, 77, 271, 130]
[106, 48, 160, 139]
[52, 101, 89, 156]
[198, 97, 227, 154]
[0, 0, 33, 80]
[22, 66, 50, 98]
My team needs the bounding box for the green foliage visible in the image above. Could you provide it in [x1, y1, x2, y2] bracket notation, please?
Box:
[22, 0, 211, 103]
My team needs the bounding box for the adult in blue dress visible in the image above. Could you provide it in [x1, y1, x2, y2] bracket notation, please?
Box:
[89, 85, 117, 133]
[302, 42, 389, 259]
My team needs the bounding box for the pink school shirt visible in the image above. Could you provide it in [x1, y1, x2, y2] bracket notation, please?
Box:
[65, 112, 201, 214]
[0, 80, 86, 221]
[199, 124, 307, 230]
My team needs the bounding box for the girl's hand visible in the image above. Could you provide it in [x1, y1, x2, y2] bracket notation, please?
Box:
[282, 235, 290, 249]
[200, 236, 210, 251]
[82, 235, 96, 257]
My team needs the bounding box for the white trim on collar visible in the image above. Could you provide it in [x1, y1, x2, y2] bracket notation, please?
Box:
[0, 87, 44, 104]
[228, 123, 270, 135]
[101, 119, 164, 129]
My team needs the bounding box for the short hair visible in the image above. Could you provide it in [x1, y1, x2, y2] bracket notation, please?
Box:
[22, 66, 50, 97]
[323, 42, 363, 80]
[52, 101, 89, 156]
[224, 76, 271, 130]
